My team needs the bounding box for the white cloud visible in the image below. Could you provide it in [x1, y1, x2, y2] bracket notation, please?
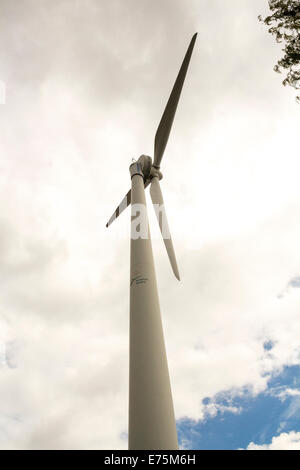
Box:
[245, 431, 300, 450]
[202, 402, 242, 419]
[277, 389, 300, 400]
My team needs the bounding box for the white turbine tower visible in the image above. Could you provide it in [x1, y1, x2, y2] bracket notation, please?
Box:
[106, 34, 197, 450]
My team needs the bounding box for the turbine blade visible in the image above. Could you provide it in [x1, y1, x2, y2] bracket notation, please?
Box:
[106, 179, 152, 228]
[153, 33, 197, 169]
[106, 189, 131, 227]
[150, 177, 180, 280]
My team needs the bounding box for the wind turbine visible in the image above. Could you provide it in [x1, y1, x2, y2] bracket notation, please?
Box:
[106, 33, 197, 450]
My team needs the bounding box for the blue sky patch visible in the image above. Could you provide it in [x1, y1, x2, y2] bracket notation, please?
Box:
[177, 365, 300, 450]
[288, 277, 300, 289]
[263, 339, 275, 352]
[278, 276, 300, 298]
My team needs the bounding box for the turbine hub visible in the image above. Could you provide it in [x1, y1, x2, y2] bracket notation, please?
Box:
[150, 166, 163, 181]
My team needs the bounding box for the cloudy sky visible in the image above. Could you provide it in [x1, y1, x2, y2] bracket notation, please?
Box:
[1, 0, 300, 450]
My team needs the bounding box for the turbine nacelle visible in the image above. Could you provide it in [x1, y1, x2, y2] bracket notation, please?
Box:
[130, 155, 163, 183]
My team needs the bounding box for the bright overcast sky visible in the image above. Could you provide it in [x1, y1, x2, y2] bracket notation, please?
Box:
[1, 0, 300, 450]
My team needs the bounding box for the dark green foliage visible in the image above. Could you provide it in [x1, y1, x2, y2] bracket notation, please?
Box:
[258, 0, 300, 102]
